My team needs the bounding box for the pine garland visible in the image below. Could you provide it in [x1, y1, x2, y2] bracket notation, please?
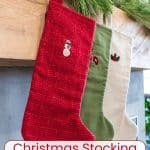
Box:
[65, 0, 150, 29]
[112, 0, 124, 7]
[120, 0, 150, 29]
[112, 0, 150, 29]
[66, 0, 113, 16]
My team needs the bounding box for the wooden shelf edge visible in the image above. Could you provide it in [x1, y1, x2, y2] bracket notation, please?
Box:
[0, 59, 35, 67]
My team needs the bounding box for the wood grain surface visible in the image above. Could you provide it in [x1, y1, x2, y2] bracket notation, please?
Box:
[0, 2, 149, 68]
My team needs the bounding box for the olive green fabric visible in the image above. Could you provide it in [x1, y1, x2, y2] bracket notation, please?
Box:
[81, 25, 114, 140]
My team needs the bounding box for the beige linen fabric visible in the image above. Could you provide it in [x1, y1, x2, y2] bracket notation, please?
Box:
[103, 30, 138, 140]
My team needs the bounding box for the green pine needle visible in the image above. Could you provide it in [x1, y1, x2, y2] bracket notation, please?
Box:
[113, 0, 150, 29]
[65, 0, 150, 29]
[112, 0, 125, 7]
[66, 0, 113, 17]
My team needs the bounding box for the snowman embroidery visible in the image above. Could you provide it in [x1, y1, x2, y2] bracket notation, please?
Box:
[63, 40, 71, 57]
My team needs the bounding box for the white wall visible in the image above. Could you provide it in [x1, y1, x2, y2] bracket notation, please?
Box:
[127, 71, 145, 141]
[0, 68, 32, 149]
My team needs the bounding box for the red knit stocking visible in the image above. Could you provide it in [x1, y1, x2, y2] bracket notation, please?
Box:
[22, 0, 96, 140]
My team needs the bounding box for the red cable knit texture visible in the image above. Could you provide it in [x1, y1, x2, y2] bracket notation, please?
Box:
[22, 0, 96, 140]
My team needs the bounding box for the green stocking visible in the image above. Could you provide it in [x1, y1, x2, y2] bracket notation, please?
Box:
[81, 25, 114, 140]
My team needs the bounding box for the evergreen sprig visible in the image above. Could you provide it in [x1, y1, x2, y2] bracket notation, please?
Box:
[65, 0, 150, 29]
[112, 0, 125, 7]
[120, 0, 150, 29]
[66, 0, 113, 16]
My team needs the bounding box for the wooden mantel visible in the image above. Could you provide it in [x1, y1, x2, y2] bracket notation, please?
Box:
[0, 3, 149, 69]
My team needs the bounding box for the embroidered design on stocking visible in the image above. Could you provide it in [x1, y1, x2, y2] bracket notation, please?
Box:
[111, 53, 120, 62]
